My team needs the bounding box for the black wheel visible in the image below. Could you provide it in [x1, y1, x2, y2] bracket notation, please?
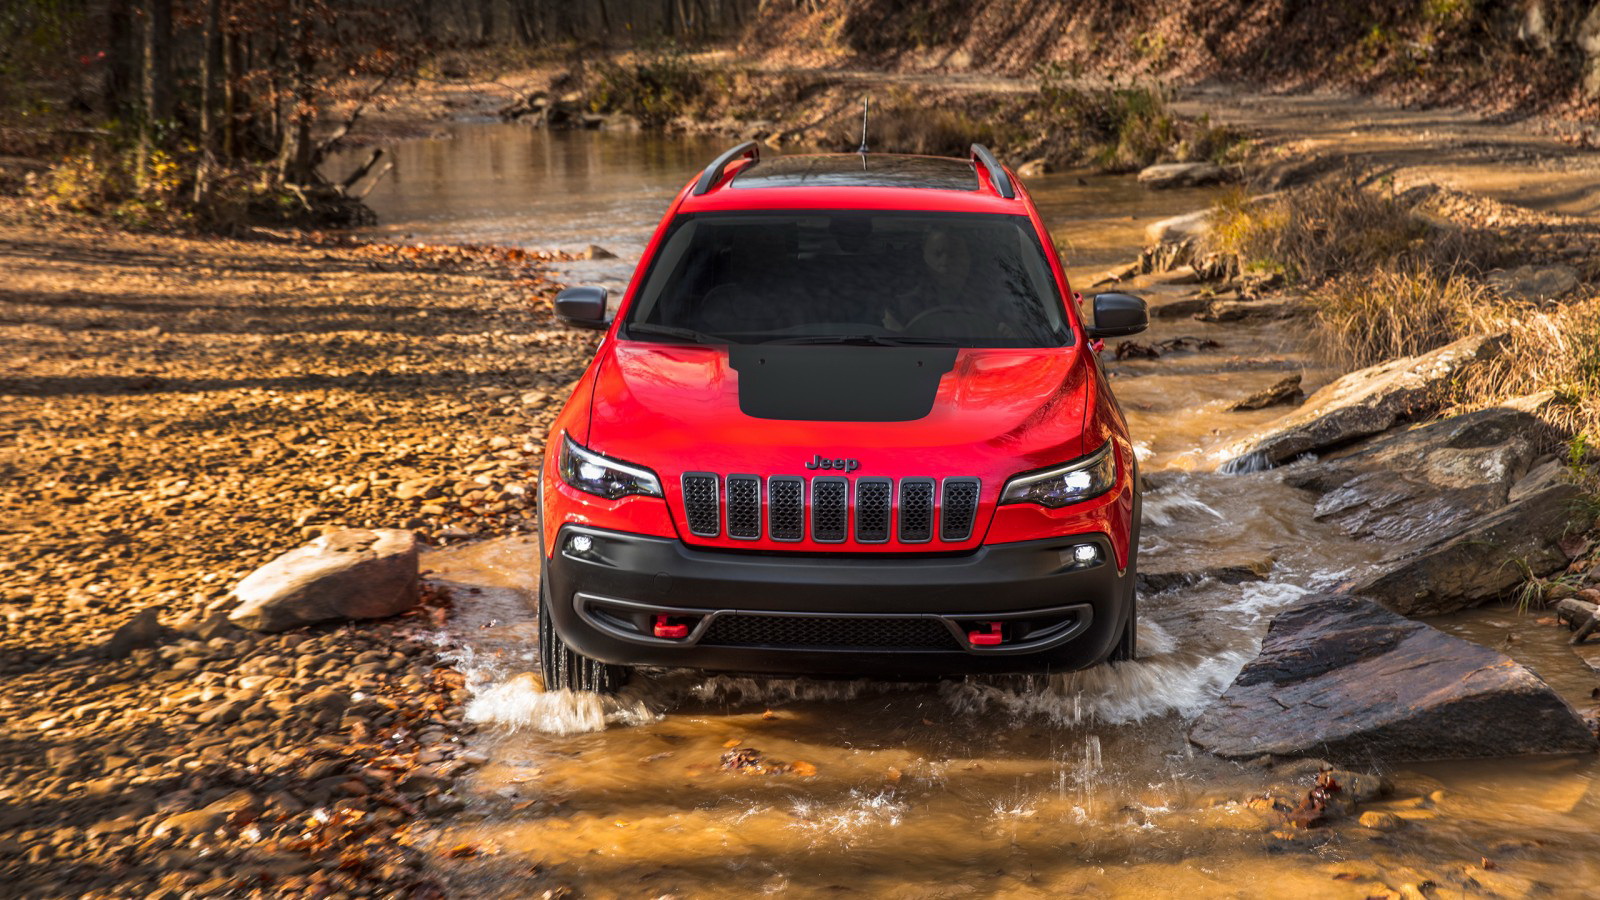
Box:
[1113, 547, 1139, 659]
[538, 558, 626, 694]
[1109, 580, 1138, 663]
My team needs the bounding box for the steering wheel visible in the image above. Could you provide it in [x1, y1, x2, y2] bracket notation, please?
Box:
[903, 304, 992, 336]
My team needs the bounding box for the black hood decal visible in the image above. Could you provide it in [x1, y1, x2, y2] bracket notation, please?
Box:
[727, 345, 958, 422]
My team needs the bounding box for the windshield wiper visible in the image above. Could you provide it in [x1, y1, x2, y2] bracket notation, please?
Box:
[623, 322, 726, 345]
[764, 334, 959, 347]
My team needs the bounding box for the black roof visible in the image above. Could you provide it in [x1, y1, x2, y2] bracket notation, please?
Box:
[730, 154, 979, 191]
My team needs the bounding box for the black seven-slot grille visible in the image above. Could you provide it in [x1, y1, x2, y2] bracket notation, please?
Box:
[678, 473, 981, 544]
[701, 613, 960, 650]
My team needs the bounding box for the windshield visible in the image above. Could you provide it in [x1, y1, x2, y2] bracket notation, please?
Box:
[622, 211, 1074, 347]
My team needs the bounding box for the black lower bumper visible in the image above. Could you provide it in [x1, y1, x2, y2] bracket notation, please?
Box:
[543, 525, 1134, 678]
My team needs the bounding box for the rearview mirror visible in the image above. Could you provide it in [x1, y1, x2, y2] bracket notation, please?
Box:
[555, 286, 610, 330]
[1086, 292, 1148, 339]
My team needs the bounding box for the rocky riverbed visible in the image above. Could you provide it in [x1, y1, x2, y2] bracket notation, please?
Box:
[0, 201, 593, 896]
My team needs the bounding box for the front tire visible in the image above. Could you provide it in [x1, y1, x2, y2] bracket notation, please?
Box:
[1109, 590, 1137, 662]
[538, 558, 626, 694]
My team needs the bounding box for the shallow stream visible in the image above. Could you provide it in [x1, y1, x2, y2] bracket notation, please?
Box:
[340, 126, 1600, 897]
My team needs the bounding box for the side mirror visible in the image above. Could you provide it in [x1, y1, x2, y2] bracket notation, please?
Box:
[555, 286, 610, 330]
[1086, 292, 1148, 339]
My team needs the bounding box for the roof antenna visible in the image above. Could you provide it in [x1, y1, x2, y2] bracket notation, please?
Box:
[857, 97, 870, 155]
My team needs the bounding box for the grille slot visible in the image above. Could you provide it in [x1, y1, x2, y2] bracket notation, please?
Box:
[682, 473, 720, 537]
[726, 475, 761, 539]
[940, 478, 981, 542]
[811, 478, 848, 543]
[768, 476, 804, 541]
[700, 614, 960, 650]
[899, 479, 935, 542]
[854, 479, 892, 542]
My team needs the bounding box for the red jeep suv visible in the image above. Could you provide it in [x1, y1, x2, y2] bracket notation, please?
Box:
[537, 143, 1147, 692]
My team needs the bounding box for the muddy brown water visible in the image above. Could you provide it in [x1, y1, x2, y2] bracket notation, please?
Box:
[340, 127, 1600, 896]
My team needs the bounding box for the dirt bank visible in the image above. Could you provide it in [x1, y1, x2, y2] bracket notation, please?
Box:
[0, 201, 592, 896]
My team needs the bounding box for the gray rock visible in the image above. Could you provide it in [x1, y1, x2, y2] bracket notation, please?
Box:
[1137, 162, 1229, 189]
[1487, 264, 1581, 301]
[1348, 482, 1588, 616]
[1190, 593, 1597, 761]
[1138, 555, 1274, 593]
[1197, 298, 1303, 323]
[583, 244, 617, 260]
[1017, 158, 1050, 177]
[1221, 333, 1504, 472]
[229, 529, 419, 632]
[1283, 407, 1550, 544]
[1144, 209, 1210, 244]
[1229, 374, 1303, 411]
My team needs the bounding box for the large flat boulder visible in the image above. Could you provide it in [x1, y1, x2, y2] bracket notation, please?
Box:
[1220, 333, 1503, 472]
[1190, 593, 1597, 761]
[230, 528, 419, 632]
[1137, 162, 1229, 189]
[1283, 407, 1549, 544]
[1348, 482, 1587, 616]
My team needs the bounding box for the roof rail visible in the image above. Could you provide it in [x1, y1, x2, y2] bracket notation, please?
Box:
[693, 141, 760, 196]
[969, 144, 1015, 199]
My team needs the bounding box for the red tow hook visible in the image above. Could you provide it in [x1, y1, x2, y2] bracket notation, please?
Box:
[968, 622, 1004, 647]
[653, 615, 690, 639]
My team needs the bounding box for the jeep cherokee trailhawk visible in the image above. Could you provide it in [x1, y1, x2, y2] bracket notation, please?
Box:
[537, 143, 1147, 692]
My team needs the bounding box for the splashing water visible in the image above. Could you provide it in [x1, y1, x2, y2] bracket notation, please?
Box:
[464, 675, 657, 735]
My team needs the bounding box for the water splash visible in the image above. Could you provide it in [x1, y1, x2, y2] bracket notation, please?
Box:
[1142, 491, 1226, 527]
[788, 789, 908, 838]
[463, 673, 656, 735]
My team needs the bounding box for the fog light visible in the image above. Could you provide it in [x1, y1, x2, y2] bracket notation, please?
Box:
[569, 534, 594, 554]
[1072, 543, 1100, 564]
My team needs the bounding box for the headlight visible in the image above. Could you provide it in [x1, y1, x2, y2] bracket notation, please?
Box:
[1000, 442, 1117, 508]
[558, 433, 663, 500]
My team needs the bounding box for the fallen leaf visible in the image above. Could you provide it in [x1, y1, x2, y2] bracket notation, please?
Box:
[788, 761, 818, 778]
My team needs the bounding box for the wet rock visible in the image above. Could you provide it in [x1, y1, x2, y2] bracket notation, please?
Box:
[1137, 556, 1273, 592]
[1486, 264, 1581, 301]
[104, 608, 168, 659]
[1145, 210, 1210, 244]
[582, 244, 617, 260]
[1146, 294, 1212, 319]
[1137, 162, 1229, 189]
[1283, 407, 1550, 544]
[1017, 158, 1050, 177]
[1221, 333, 1504, 472]
[230, 529, 419, 632]
[1348, 482, 1588, 616]
[1190, 593, 1598, 761]
[1229, 375, 1303, 411]
[1197, 298, 1303, 322]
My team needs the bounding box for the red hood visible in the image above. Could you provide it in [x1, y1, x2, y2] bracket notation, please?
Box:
[587, 340, 1090, 492]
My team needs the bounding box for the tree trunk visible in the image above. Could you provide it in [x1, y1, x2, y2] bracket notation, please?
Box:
[106, 0, 139, 118]
[195, 0, 222, 204]
[147, 0, 173, 123]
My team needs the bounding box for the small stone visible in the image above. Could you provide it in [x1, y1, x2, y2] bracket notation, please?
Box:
[583, 244, 617, 259]
[105, 608, 167, 659]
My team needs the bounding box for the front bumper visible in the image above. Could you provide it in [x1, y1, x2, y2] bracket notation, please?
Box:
[543, 524, 1134, 678]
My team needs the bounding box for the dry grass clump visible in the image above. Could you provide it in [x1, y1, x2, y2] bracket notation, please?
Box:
[1203, 182, 1491, 283]
[1457, 298, 1600, 440]
[1308, 265, 1496, 368]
